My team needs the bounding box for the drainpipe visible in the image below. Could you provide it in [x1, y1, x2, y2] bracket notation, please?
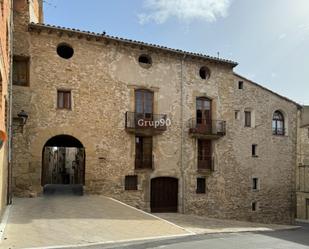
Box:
[180, 54, 186, 213]
[7, 0, 14, 205]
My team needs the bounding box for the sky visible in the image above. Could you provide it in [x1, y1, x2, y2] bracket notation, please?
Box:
[43, 0, 309, 105]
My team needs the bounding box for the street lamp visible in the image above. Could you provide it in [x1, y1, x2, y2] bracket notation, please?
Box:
[17, 110, 28, 125]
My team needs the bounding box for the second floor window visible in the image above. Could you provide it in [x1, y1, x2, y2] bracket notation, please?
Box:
[57, 90, 71, 109]
[13, 56, 29, 86]
[272, 111, 284, 135]
[198, 139, 212, 170]
[244, 111, 251, 127]
[135, 136, 153, 169]
[135, 89, 153, 114]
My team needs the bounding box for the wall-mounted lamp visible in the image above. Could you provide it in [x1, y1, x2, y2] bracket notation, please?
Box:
[17, 110, 28, 125]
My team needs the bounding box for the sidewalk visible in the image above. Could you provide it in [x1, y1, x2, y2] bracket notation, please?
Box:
[156, 213, 300, 234]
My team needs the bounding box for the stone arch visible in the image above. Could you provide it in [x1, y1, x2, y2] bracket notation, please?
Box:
[41, 134, 86, 186]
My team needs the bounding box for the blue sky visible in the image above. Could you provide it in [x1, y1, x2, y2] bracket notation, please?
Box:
[44, 0, 309, 104]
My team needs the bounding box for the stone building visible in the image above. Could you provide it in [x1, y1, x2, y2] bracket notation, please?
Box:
[296, 106, 309, 220]
[0, 0, 12, 218]
[10, 0, 303, 224]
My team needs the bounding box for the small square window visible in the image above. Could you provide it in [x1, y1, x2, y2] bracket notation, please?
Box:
[238, 81, 244, 89]
[57, 90, 71, 109]
[235, 110, 240, 120]
[251, 201, 257, 211]
[252, 144, 257, 157]
[125, 175, 138, 190]
[252, 178, 259, 190]
[196, 177, 206, 194]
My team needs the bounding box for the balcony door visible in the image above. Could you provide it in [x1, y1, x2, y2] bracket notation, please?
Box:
[135, 89, 154, 127]
[196, 97, 211, 133]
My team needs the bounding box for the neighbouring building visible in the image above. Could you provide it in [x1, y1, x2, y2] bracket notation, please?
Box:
[10, 0, 307, 225]
[297, 106, 309, 220]
[0, 0, 12, 218]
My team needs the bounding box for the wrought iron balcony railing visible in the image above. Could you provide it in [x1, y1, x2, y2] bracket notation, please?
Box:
[272, 128, 285, 136]
[125, 112, 167, 134]
[189, 119, 226, 138]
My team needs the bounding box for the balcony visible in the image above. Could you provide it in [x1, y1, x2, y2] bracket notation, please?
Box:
[198, 156, 214, 172]
[125, 112, 167, 136]
[189, 119, 226, 139]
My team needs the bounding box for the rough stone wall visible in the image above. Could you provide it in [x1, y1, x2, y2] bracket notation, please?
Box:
[12, 2, 299, 224]
[296, 107, 309, 220]
[0, 0, 12, 218]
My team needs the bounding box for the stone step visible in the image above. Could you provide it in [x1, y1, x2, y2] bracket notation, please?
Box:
[43, 184, 84, 196]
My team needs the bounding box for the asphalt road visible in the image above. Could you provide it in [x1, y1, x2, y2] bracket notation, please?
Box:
[68, 222, 309, 249]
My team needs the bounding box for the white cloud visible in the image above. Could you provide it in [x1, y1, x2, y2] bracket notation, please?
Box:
[278, 33, 287, 40]
[138, 0, 232, 24]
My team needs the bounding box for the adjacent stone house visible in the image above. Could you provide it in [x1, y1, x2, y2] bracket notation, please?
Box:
[11, 0, 303, 224]
[0, 0, 12, 218]
[297, 106, 309, 220]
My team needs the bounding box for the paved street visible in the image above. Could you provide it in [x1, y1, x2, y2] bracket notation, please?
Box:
[66, 222, 309, 249]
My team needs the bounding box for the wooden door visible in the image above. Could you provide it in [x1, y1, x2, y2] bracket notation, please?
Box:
[151, 177, 178, 212]
[196, 97, 211, 133]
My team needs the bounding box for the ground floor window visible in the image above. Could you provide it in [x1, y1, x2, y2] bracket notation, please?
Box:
[125, 175, 138, 190]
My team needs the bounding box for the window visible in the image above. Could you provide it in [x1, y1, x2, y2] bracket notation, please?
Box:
[198, 139, 212, 170]
[251, 201, 257, 211]
[196, 97, 211, 128]
[199, 66, 210, 80]
[138, 54, 152, 68]
[135, 89, 153, 114]
[57, 43, 74, 59]
[235, 110, 240, 120]
[57, 90, 71, 109]
[272, 111, 285, 135]
[252, 178, 259, 190]
[13, 56, 29, 86]
[135, 136, 153, 169]
[238, 81, 244, 89]
[252, 144, 257, 157]
[244, 111, 251, 127]
[196, 178, 206, 193]
[125, 175, 138, 190]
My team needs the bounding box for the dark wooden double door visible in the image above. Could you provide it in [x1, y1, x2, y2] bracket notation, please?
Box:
[151, 177, 178, 212]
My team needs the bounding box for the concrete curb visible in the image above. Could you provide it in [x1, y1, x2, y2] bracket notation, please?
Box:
[0, 205, 11, 241]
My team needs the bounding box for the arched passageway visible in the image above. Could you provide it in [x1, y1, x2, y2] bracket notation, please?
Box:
[41, 135, 85, 187]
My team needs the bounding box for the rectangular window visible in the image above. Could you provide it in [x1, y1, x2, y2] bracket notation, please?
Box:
[251, 201, 257, 211]
[125, 175, 138, 190]
[13, 56, 29, 86]
[244, 111, 251, 127]
[252, 144, 257, 157]
[238, 81, 243, 89]
[252, 178, 259, 190]
[196, 178, 206, 194]
[57, 90, 71, 109]
[135, 136, 153, 169]
[235, 110, 240, 120]
[198, 139, 212, 170]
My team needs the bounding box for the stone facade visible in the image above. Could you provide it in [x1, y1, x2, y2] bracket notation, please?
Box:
[0, 0, 12, 218]
[11, 0, 301, 224]
[296, 106, 309, 220]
